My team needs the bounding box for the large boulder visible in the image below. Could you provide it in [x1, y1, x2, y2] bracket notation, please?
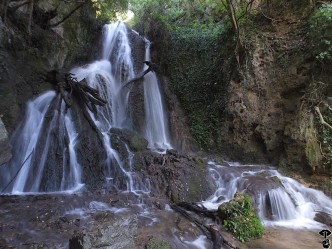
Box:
[134, 150, 213, 203]
[69, 214, 137, 249]
[218, 192, 264, 242]
[314, 211, 332, 227]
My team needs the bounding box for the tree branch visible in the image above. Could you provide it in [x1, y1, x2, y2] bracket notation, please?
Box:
[315, 106, 332, 130]
[122, 61, 154, 89]
[225, 0, 243, 66]
[48, 1, 86, 28]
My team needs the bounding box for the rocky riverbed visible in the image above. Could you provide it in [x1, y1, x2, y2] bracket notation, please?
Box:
[0, 187, 328, 249]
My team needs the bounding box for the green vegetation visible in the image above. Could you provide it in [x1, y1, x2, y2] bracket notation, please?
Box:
[320, 110, 332, 175]
[91, 0, 128, 21]
[218, 193, 264, 242]
[128, 0, 237, 149]
[309, 4, 332, 63]
[146, 237, 171, 249]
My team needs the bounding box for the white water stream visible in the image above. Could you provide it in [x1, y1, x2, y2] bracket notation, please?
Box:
[143, 41, 172, 152]
[0, 91, 84, 193]
[203, 161, 332, 230]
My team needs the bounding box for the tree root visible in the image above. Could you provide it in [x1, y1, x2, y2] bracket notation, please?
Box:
[171, 202, 237, 249]
[45, 70, 107, 143]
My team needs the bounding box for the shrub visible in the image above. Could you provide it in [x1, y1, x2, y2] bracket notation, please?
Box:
[218, 192, 264, 242]
[309, 4, 332, 63]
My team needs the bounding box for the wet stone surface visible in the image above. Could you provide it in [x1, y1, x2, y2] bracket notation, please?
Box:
[0, 192, 212, 249]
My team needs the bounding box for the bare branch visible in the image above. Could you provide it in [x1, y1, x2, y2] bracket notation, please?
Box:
[48, 1, 86, 28]
[315, 106, 332, 130]
[123, 61, 154, 89]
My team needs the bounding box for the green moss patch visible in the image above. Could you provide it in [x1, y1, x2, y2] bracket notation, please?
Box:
[218, 192, 264, 242]
[146, 237, 171, 249]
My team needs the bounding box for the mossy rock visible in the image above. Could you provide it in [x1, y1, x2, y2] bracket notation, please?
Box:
[305, 127, 323, 172]
[129, 134, 148, 152]
[109, 127, 148, 152]
[218, 192, 264, 242]
[146, 237, 171, 249]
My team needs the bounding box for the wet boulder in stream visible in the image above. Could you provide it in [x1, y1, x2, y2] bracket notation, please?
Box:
[314, 211, 332, 227]
[69, 214, 137, 249]
[134, 150, 214, 202]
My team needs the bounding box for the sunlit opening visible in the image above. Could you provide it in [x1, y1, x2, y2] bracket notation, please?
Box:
[116, 10, 135, 22]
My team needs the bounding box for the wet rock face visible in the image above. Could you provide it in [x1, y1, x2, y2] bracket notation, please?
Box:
[109, 127, 148, 153]
[0, 118, 12, 165]
[134, 150, 213, 202]
[127, 27, 146, 134]
[69, 214, 138, 249]
[70, 103, 107, 190]
[314, 211, 332, 227]
[0, 1, 101, 131]
[160, 77, 198, 153]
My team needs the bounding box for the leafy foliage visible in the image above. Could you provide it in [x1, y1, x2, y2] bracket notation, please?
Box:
[91, 0, 128, 21]
[309, 4, 332, 63]
[320, 110, 332, 175]
[218, 193, 264, 242]
[128, 0, 235, 149]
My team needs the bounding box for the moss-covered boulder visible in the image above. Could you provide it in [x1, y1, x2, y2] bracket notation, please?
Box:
[109, 127, 148, 152]
[218, 192, 264, 242]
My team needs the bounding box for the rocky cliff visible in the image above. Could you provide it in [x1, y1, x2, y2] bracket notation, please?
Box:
[0, 0, 103, 165]
[0, 0, 101, 133]
[141, 1, 332, 182]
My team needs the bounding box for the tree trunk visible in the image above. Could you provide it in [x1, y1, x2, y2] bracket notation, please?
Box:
[226, 0, 243, 66]
[226, 0, 238, 36]
[48, 1, 86, 28]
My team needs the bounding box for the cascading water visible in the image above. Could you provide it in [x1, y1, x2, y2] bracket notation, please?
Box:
[0, 21, 171, 194]
[203, 161, 332, 229]
[0, 91, 83, 193]
[71, 22, 150, 194]
[143, 41, 172, 151]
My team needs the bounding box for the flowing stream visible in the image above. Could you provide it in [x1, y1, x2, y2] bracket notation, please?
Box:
[203, 161, 332, 229]
[0, 21, 331, 249]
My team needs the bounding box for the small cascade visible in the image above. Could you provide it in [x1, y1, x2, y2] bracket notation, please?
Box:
[259, 188, 298, 221]
[3, 91, 56, 193]
[61, 110, 84, 191]
[0, 91, 83, 193]
[143, 41, 172, 151]
[203, 162, 332, 229]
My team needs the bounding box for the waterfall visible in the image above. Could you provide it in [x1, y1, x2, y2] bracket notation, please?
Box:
[7, 91, 56, 193]
[0, 21, 173, 194]
[70, 21, 151, 193]
[0, 91, 83, 193]
[203, 162, 332, 229]
[143, 41, 172, 152]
